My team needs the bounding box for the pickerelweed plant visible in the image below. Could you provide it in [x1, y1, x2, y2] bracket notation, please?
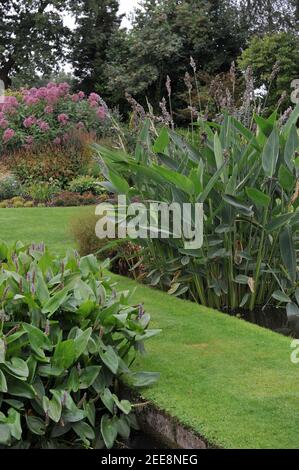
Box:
[0, 241, 160, 448]
[95, 105, 299, 319]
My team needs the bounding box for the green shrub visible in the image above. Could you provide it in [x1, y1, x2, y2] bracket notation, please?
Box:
[25, 182, 59, 203]
[0, 241, 159, 448]
[12, 201, 24, 208]
[10, 196, 24, 204]
[24, 201, 35, 208]
[68, 176, 103, 195]
[0, 175, 23, 201]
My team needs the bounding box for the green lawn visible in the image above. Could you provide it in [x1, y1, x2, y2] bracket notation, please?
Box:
[1, 207, 299, 448]
[0, 206, 92, 254]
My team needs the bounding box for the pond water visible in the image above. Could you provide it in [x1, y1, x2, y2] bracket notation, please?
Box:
[225, 306, 299, 337]
[123, 431, 166, 449]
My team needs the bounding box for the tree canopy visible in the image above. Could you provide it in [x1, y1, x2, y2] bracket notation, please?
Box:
[0, 0, 70, 87]
[1, 0, 297, 115]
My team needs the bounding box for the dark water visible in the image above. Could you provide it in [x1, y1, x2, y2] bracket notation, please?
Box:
[225, 306, 299, 337]
[123, 431, 166, 449]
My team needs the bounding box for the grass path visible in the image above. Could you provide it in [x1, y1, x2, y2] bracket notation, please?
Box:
[1, 207, 299, 448]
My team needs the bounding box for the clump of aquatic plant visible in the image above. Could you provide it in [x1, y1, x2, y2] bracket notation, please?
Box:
[0, 241, 159, 448]
[95, 103, 299, 320]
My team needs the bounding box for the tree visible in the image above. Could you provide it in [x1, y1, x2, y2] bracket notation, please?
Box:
[105, 0, 244, 111]
[0, 0, 70, 88]
[70, 0, 122, 95]
[239, 32, 299, 110]
[238, 0, 298, 36]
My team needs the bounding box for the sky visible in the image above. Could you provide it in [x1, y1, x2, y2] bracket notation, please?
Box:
[119, 0, 140, 28]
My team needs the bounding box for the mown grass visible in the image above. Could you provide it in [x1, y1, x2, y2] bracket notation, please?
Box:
[0, 206, 92, 254]
[111, 273, 299, 449]
[1, 207, 299, 448]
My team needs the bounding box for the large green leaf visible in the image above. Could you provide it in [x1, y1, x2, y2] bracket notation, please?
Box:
[272, 290, 291, 303]
[284, 125, 299, 170]
[26, 415, 46, 436]
[23, 323, 51, 357]
[101, 414, 118, 449]
[79, 366, 101, 389]
[254, 112, 276, 137]
[246, 187, 270, 208]
[6, 408, 22, 441]
[278, 165, 295, 191]
[198, 161, 228, 203]
[73, 421, 95, 442]
[99, 346, 119, 374]
[266, 213, 295, 232]
[214, 133, 225, 182]
[5, 357, 29, 380]
[123, 371, 160, 387]
[223, 194, 254, 216]
[0, 369, 7, 392]
[152, 164, 194, 195]
[42, 287, 70, 317]
[52, 340, 76, 370]
[74, 328, 92, 359]
[287, 303, 299, 317]
[262, 128, 279, 177]
[283, 103, 299, 136]
[231, 117, 260, 150]
[108, 169, 130, 195]
[6, 376, 35, 399]
[153, 127, 169, 154]
[0, 424, 10, 445]
[0, 338, 5, 363]
[112, 395, 132, 415]
[43, 391, 62, 423]
[100, 388, 114, 414]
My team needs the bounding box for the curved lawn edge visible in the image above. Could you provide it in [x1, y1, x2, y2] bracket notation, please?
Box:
[109, 272, 299, 449]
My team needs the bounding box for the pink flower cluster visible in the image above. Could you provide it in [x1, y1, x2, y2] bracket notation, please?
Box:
[0, 82, 108, 148]
[0, 96, 19, 114]
[22, 82, 71, 106]
[58, 113, 69, 125]
[23, 116, 37, 128]
[3, 128, 15, 143]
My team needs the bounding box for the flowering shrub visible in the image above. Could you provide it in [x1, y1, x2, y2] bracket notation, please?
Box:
[0, 83, 110, 154]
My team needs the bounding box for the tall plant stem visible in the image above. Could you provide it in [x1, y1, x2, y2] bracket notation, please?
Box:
[193, 270, 207, 306]
[249, 207, 268, 311]
[189, 89, 194, 143]
[256, 231, 279, 305]
[226, 232, 236, 309]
